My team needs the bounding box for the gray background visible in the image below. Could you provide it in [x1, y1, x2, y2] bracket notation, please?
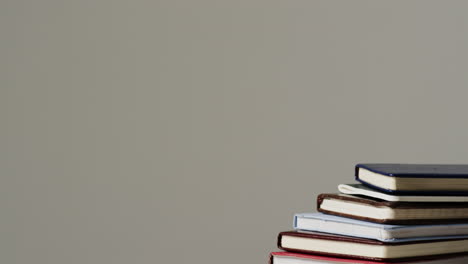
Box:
[2, 0, 468, 263]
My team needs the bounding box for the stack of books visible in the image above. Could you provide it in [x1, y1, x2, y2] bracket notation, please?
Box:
[270, 163, 468, 264]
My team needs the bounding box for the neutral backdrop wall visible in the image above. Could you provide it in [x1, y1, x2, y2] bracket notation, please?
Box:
[2, 1, 468, 263]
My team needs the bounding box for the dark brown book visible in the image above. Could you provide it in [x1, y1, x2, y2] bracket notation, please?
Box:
[277, 231, 468, 262]
[317, 193, 468, 224]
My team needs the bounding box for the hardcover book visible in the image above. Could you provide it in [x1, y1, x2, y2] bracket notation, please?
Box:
[277, 231, 468, 262]
[294, 213, 468, 242]
[338, 183, 468, 202]
[270, 252, 468, 264]
[355, 164, 468, 195]
[317, 193, 468, 224]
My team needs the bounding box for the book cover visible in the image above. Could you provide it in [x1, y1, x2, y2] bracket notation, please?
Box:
[317, 193, 468, 224]
[277, 231, 468, 262]
[294, 212, 468, 242]
[355, 164, 468, 195]
[270, 251, 468, 264]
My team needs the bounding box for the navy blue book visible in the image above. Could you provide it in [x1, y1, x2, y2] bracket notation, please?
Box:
[355, 163, 468, 195]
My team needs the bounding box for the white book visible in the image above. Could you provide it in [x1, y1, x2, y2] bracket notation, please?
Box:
[294, 213, 468, 242]
[338, 183, 468, 202]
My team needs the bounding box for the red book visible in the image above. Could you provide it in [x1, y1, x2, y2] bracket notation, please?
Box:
[270, 251, 468, 264]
